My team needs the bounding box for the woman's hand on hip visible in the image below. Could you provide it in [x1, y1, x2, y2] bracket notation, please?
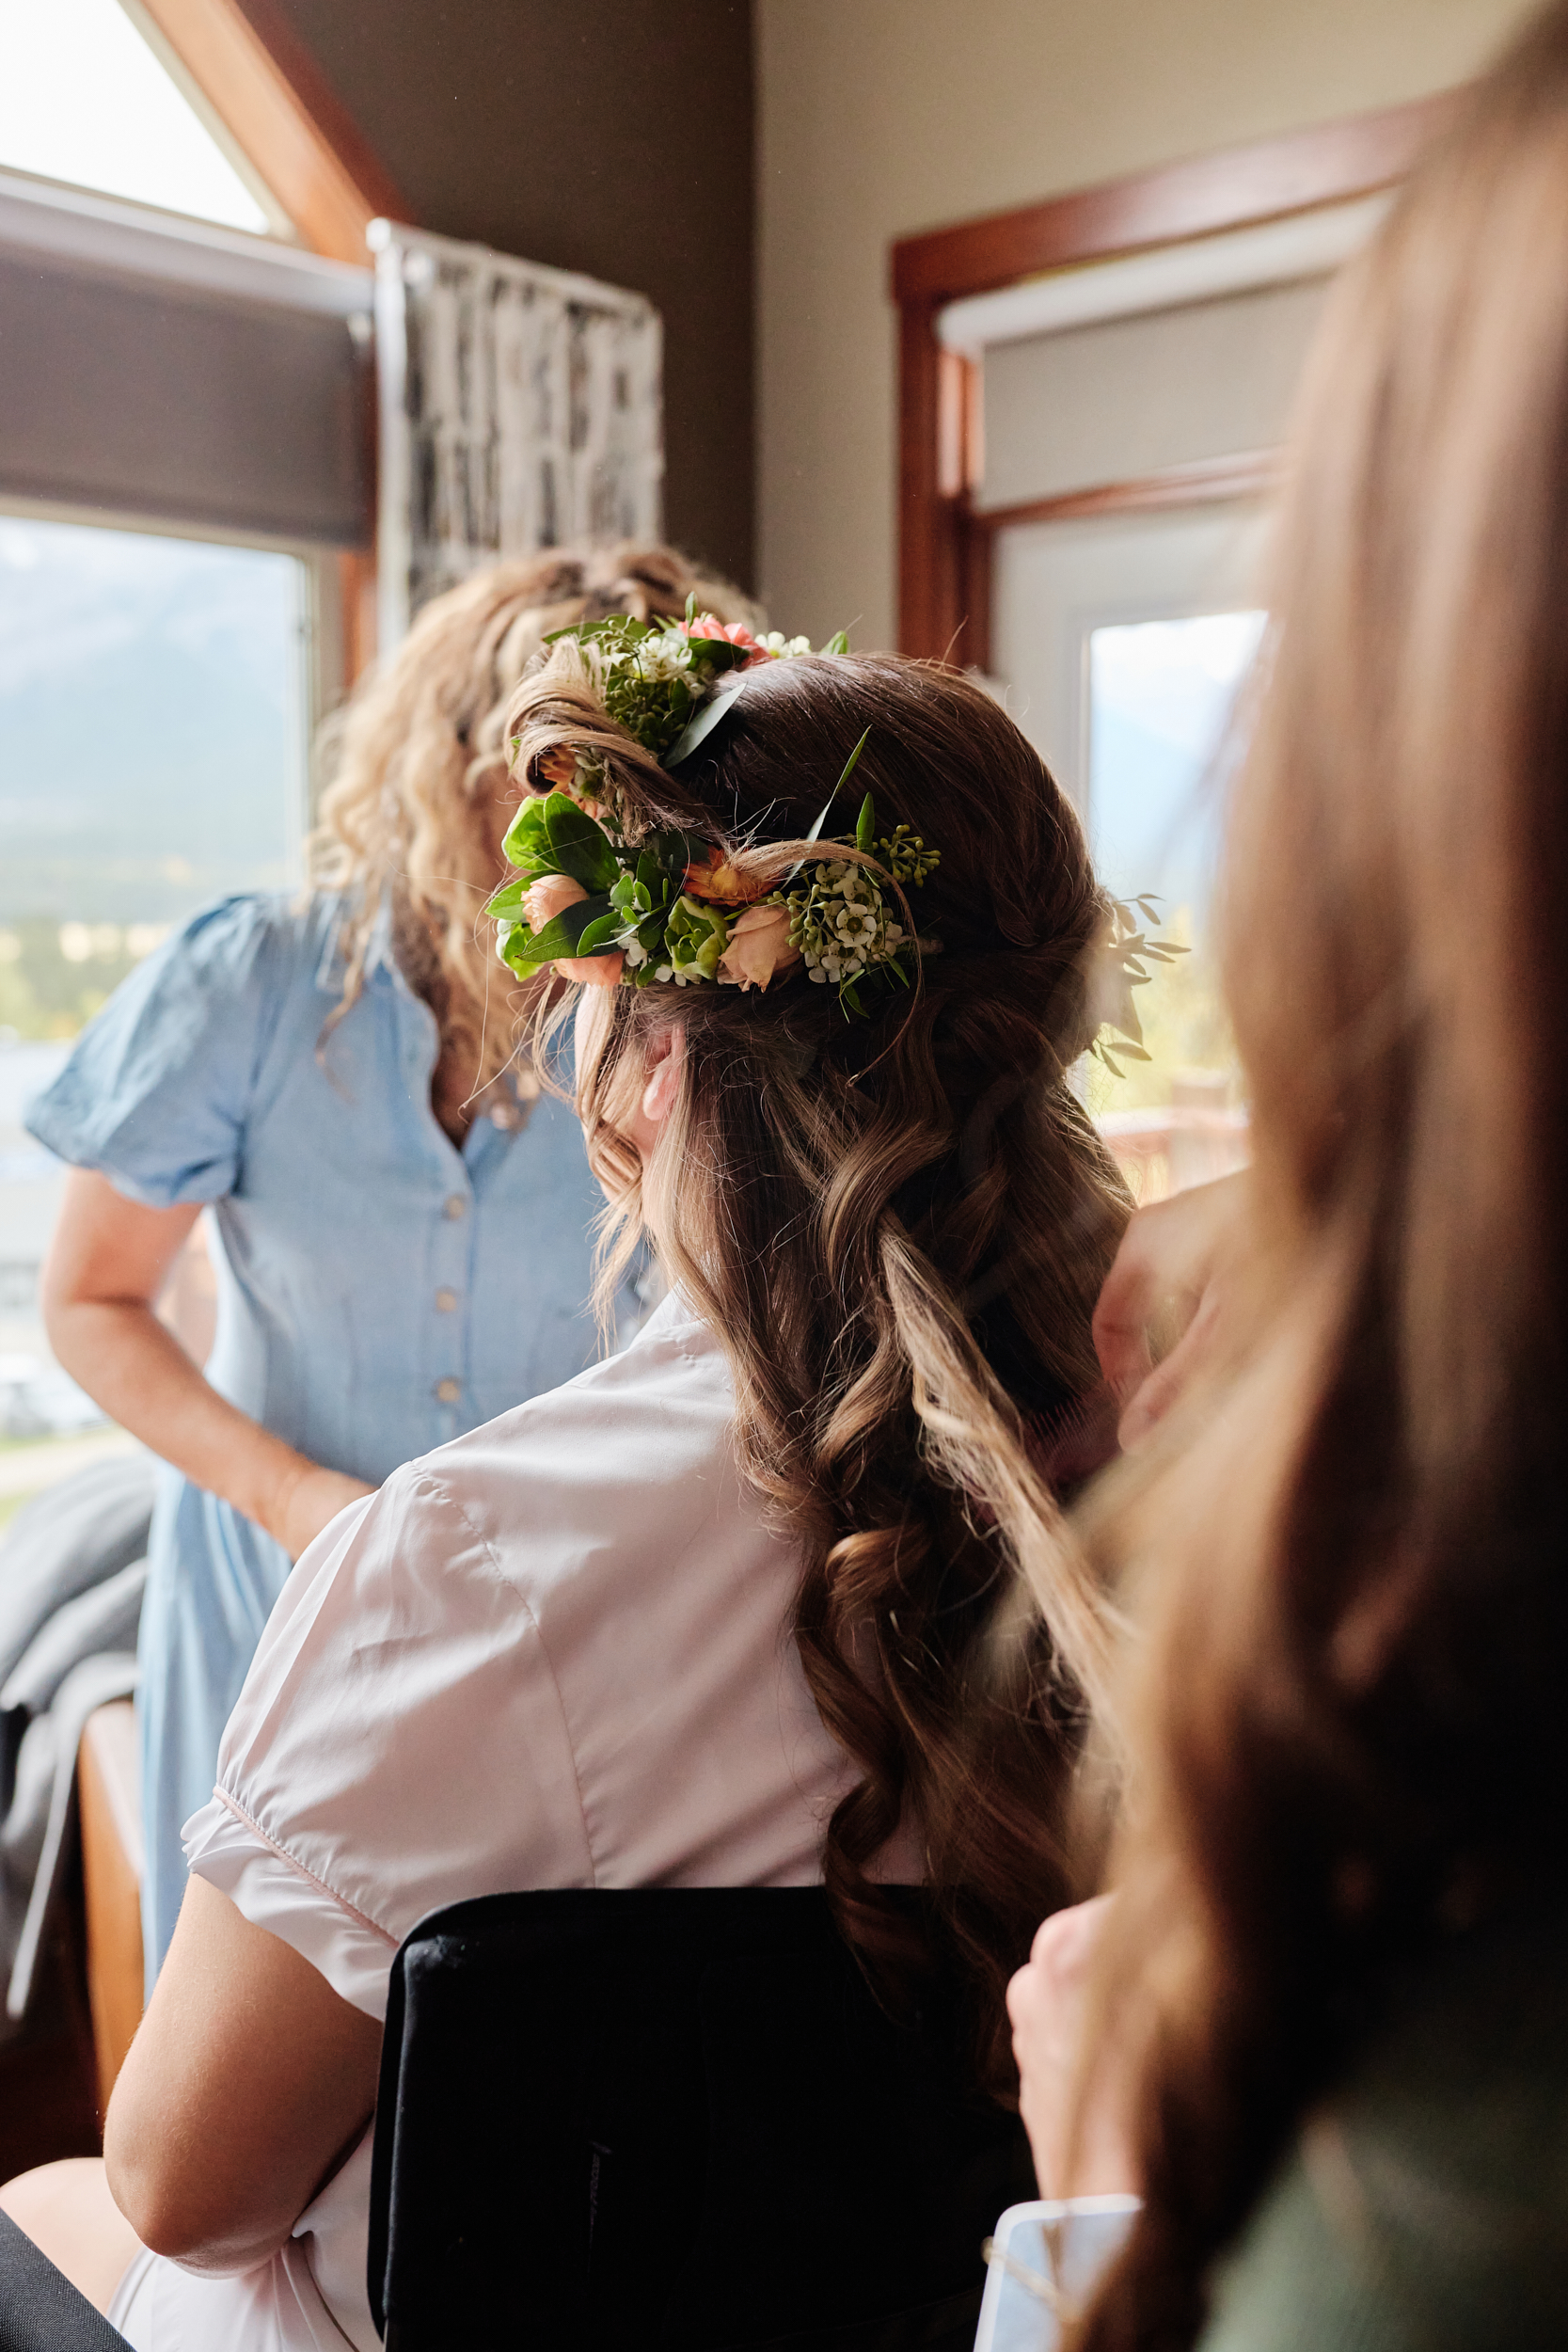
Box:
[265, 1461, 376, 1562]
[41, 1170, 375, 1556]
[1093, 1170, 1249, 1451]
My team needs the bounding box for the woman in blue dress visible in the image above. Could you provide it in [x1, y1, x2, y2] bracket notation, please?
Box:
[25, 538, 754, 1990]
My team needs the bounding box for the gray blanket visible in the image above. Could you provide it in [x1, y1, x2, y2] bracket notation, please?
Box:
[0, 1452, 155, 2026]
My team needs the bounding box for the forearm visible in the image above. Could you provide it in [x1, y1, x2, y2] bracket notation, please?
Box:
[46, 1295, 312, 1546]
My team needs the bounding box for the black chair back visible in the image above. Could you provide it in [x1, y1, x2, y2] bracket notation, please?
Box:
[369, 1887, 1033, 2351]
[0, 2213, 129, 2352]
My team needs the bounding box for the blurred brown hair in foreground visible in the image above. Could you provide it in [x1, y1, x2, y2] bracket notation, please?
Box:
[1074, 4, 1568, 2344]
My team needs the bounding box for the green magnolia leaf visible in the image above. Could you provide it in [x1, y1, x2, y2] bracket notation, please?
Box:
[484, 876, 534, 918]
[573, 911, 623, 955]
[543, 792, 620, 892]
[501, 794, 553, 869]
[700, 637, 754, 675]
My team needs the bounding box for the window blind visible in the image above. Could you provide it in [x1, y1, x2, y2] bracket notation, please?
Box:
[0, 169, 372, 546]
[977, 276, 1329, 513]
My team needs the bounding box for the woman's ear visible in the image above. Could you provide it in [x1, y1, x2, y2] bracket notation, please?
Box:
[640, 1024, 686, 1129]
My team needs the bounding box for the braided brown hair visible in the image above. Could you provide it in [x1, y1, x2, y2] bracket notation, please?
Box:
[510, 646, 1132, 2090]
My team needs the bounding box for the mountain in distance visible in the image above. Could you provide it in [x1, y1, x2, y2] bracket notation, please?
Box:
[0, 519, 300, 925]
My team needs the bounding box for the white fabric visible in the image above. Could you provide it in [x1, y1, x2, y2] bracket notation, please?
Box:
[122, 1292, 856, 2352]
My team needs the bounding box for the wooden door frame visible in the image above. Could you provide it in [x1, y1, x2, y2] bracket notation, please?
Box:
[891, 93, 1455, 666]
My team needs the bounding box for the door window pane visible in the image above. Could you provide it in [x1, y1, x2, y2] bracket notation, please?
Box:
[1087, 609, 1263, 1198]
[0, 513, 306, 1473]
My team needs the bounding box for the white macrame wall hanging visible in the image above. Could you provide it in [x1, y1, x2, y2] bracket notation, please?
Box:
[370, 219, 664, 647]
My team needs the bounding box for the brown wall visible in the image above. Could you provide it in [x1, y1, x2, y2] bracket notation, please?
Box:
[242, 0, 755, 592]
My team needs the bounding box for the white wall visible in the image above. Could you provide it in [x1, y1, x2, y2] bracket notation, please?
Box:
[755, 0, 1537, 648]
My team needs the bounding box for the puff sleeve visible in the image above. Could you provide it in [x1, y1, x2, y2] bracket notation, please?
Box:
[182, 1464, 594, 2020]
[24, 893, 288, 1208]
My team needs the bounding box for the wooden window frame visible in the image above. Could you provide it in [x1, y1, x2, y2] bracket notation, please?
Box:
[126, 0, 407, 683]
[891, 94, 1455, 666]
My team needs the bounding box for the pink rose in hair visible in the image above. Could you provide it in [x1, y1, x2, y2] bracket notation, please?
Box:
[559, 950, 623, 986]
[521, 872, 588, 933]
[682, 614, 771, 667]
[717, 903, 800, 993]
[519, 871, 622, 985]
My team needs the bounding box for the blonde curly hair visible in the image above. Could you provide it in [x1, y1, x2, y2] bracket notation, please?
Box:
[309, 541, 758, 1096]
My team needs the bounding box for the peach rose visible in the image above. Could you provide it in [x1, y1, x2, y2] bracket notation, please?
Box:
[559, 950, 624, 986]
[518, 870, 622, 985]
[716, 903, 800, 993]
[521, 871, 588, 932]
[683, 852, 766, 903]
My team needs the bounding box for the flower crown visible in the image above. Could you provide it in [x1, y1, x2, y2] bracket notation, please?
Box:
[486, 604, 939, 1017]
[485, 601, 1183, 1057]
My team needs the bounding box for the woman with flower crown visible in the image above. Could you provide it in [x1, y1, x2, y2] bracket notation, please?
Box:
[4, 619, 1138, 2350]
[24, 540, 755, 1993]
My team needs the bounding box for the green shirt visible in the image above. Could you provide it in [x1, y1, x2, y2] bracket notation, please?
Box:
[1200, 1914, 1568, 2351]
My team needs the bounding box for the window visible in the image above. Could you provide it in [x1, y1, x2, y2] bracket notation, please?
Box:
[0, 0, 276, 233]
[0, 510, 309, 1463]
[1087, 608, 1263, 1197]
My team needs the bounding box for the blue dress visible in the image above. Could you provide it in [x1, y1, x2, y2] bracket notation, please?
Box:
[26, 891, 626, 1987]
